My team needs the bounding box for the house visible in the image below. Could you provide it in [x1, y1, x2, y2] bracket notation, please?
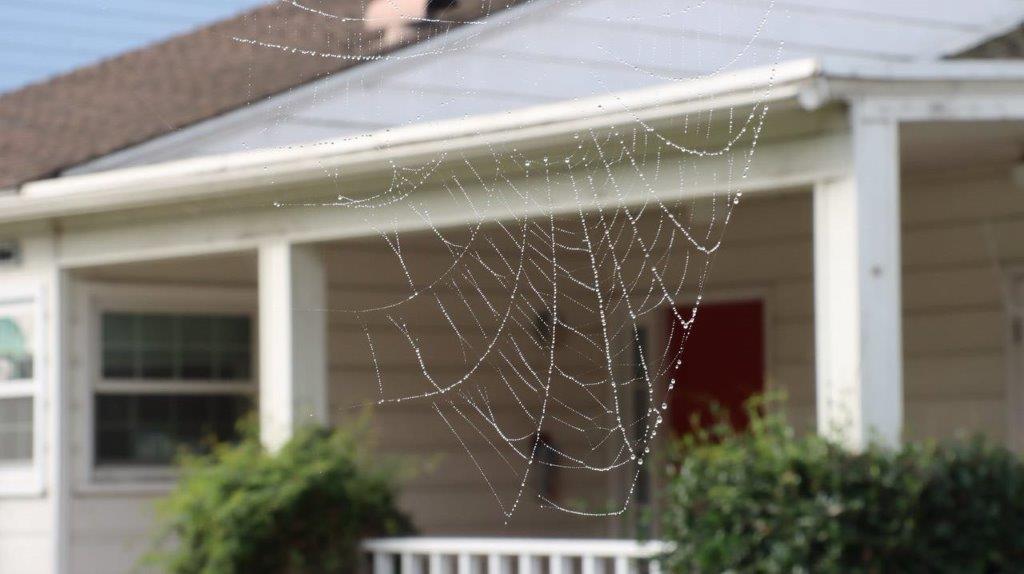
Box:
[2, 1, 1024, 573]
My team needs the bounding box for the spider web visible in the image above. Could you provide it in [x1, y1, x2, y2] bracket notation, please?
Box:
[244, 0, 780, 523]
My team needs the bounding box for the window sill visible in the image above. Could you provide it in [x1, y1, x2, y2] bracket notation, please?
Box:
[80, 464, 180, 496]
[75, 481, 175, 497]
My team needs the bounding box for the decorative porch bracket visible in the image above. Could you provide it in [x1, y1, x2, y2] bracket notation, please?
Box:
[813, 108, 903, 450]
[258, 242, 329, 450]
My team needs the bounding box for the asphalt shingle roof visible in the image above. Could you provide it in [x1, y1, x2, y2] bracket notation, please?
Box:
[0, 0, 521, 190]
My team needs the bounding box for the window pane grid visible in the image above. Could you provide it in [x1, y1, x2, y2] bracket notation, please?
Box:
[102, 312, 252, 382]
[0, 397, 33, 462]
[95, 393, 250, 465]
[97, 310, 253, 467]
[0, 306, 34, 383]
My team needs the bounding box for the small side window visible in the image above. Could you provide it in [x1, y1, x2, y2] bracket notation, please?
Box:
[0, 287, 43, 494]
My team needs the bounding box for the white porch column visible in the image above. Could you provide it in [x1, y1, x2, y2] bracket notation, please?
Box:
[813, 112, 903, 449]
[258, 242, 329, 450]
[46, 268, 70, 574]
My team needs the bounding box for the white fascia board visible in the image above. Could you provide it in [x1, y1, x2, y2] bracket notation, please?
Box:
[0, 58, 819, 225]
[819, 58, 1024, 82]
[9, 57, 1024, 227]
[811, 59, 1024, 121]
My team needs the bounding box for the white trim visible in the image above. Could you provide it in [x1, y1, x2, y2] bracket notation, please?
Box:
[75, 282, 257, 489]
[361, 537, 672, 557]
[0, 59, 820, 222]
[0, 280, 46, 497]
[46, 130, 851, 270]
[94, 380, 254, 395]
[813, 110, 903, 450]
[258, 242, 328, 450]
[5, 60, 1024, 225]
[8, 58, 1024, 229]
[47, 268, 71, 574]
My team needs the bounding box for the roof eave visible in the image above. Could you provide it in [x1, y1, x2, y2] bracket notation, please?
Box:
[12, 58, 1024, 226]
[0, 59, 820, 225]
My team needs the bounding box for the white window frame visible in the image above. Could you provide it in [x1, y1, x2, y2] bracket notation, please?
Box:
[77, 283, 256, 489]
[0, 281, 46, 496]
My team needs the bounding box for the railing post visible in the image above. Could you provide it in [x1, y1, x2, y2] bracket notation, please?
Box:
[550, 555, 569, 574]
[375, 553, 395, 574]
[582, 555, 598, 574]
[429, 554, 443, 574]
[487, 554, 508, 574]
[517, 554, 533, 574]
[402, 553, 421, 574]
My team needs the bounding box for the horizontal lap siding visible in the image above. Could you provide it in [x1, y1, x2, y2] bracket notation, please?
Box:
[326, 240, 620, 537]
[748, 169, 1019, 444]
[897, 169, 1023, 442]
[326, 169, 1024, 534]
[636, 169, 1020, 444]
[65, 167, 1023, 559]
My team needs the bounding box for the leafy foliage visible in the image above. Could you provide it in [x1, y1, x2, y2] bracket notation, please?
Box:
[150, 419, 413, 574]
[661, 398, 1024, 573]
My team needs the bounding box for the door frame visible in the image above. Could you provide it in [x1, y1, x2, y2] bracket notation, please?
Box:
[1002, 268, 1024, 452]
[610, 286, 773, 537]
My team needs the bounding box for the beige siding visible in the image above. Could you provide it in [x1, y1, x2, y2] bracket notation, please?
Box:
[325, 240, 623, 537]
[70, 496, 159, 574]
[320, 165, 1024, 535]
[53, 162, 1024, 566]
[705, 167, 1020, 443]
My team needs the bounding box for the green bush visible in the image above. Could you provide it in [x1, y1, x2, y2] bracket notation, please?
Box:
[149, 419, 413, 574]
[661, 399, 1024, 573]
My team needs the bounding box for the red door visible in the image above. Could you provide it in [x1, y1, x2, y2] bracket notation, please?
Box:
[666, 299, 765, 436]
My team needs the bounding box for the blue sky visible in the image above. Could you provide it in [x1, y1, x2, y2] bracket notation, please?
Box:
[0, 0, 269, 94]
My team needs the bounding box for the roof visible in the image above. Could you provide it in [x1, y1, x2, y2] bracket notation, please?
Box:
[7, 58, 1024, 226]
[958, 24, 1024, 59]
[0, 0, 524, 190]
[2, 0, 1023, 192]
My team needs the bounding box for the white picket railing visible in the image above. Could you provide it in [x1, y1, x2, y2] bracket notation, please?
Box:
[361, 538, 673, 574]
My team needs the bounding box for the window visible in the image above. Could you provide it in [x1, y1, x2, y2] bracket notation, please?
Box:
[0, 285, 43, 493]
[0, 303, 36, 463]
[93, 304, 254, 472]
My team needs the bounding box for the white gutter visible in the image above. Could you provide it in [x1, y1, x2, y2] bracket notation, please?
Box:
[0, 58, 820, 225]
[7, 57, 1024, 226]
[819, 59, 1024, 82]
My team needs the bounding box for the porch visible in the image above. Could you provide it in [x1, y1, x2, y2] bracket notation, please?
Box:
[6, 60, 1024, 573]
[47, 120, 1024, 555]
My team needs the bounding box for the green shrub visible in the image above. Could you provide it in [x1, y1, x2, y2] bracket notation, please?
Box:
[149, 419, 413, 574]
[661, 399, 1024, 573]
